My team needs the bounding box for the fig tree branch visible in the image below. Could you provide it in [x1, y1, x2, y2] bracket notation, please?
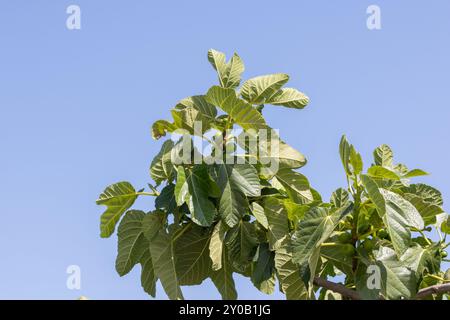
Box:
[313, 277, 450, 300]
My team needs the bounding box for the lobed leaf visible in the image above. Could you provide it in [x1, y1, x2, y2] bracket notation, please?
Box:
[97, 181, 140, 238]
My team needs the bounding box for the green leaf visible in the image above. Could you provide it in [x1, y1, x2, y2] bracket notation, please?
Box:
[174, 166, 189, 206]
[292, 204, 353, 265]
[257, 134, 307, 174]
[217, 164, 251, 228]
[441, 215, 450, 234]
[402, 183, 443, 207]
[225, 221, 258, 273]
[216, 163, 261, 228]
[175, 165, 217, 227]
[142, 210, 166, 241]
[211, 245, 237, 300]
[115, 210, 148, 276]
[349, 145, 363, 175]
[209, 221, 227, 271]
[171, 106, 212, 135]
[155, 183, 177, 214]
[207, 49, 244, 88]
[401, 244, 440, 277]
[175, 95, 217, 122]
[380, 189, 424, 256]
[283, 200, 309, 223]
[139, 250, 157, 297]
[330, 188, 350, 208]
[361, 174, 386, 216]
[187, 165, 218, 227]
[97, 181, 140, 238]
[150, 140, 175, 185]
[251, 202, 269, 229]
[381, 189, 424, 230]
[240, 74, 289, 105]
[275, 168, 313, 204]
[174, 224, 212, 285]
[223, 53, 245, 89]
[339, 135, 351, 175]
[373, 144, 394, 168]
[274, 239, 308, 300]
[149, 228, 184, 300]
[402, 193, 443, 225]
[251, 243, 276, 294]
[298, 246, 321, 293]
[320, 243, 354, 276]
[207, 49, 227, 87]
[264, 198, 289, 251]
[367, 166, 401, 180]
[151, 120, 176, 140]
[376, 247, 417, 299]
[205, 86, 266, 131]
[403, 169, 429, 178]
[266, 88, 309, 109]
[356, 246, 417, 300]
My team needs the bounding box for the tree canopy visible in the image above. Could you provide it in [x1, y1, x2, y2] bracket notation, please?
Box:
[97, 49, 450, 300]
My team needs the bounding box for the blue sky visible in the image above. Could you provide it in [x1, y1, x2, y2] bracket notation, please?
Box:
[1, 0, 449, 299]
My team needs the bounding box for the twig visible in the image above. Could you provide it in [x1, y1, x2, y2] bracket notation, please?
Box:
[415, 283, 450, 299]
[313, 277, 450, 300]
[313, 277, 361, 300]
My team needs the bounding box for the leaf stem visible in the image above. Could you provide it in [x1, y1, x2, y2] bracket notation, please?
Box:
[136, 191, 159, 197]
[412, 227, 432, 245]
[427, 274, 450, 283]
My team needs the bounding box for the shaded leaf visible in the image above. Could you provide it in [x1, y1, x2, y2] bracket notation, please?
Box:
[292, 204, 353, 265]
[174, 224, 212, 285]
[251, 243, 276, 294]
[275, 239, 308, 300]
[149, 228, 184, 300]
[211, 246, 237, 300]
[140, 250, 157, 297]
[187, 165, 218, 227]
[275, 168, 313, 204]
[320, 243, 354, 276]
[264, 198, 289, 251]
[116, 210, 148, 276]
[155, 183, 177, 214]
[225, 221, 258, 273]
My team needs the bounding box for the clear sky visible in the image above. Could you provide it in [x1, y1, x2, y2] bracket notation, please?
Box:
[1, 0, 449, 299]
